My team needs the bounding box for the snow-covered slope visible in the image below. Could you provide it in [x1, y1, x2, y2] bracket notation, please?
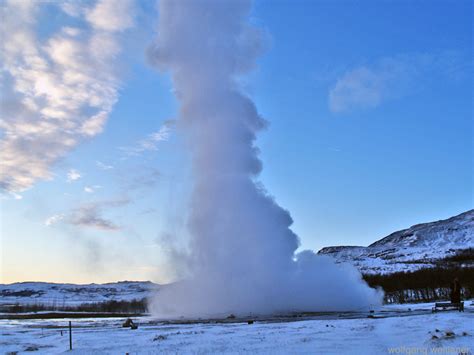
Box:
[318, 209, 474, 275]
[0, 281, 159, 306]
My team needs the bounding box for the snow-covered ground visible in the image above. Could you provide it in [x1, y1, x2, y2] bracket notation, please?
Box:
[0, 281, 159, 306]
[1, 303, 473, 354]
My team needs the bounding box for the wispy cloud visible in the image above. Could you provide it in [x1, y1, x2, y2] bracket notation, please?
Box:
[96, 161, 114, 170]
[0, 0, 135, 193]
[123, 168, 161, 191]
[120, 122, 173, 157]
[1, 191, 24, 201]
[12, 192, 23, 200]
[86, 0, 135, 32]
[68, 205, 120, 231]
[67, 169, 82, 182]
[45, 213, 65, 226]
[45, 198, 129, 231]
[329, 67, 386, 113]
[84, 185, 101, 193]
[328, 51, 470, 113]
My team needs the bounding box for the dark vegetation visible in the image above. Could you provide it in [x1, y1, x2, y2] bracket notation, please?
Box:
[1, 298, 148, 314]
[442, 248, 474, 263]
[363, 266, 474, 303]
[0, 290, 45, 297]
[363, 249, 474, 303]
[1, 312, 144, 320]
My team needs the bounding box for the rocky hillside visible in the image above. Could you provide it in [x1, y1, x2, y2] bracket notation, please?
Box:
[318, 209, 474, 275]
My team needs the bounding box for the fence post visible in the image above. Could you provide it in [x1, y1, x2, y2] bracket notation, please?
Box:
[69, 321, 72, 350]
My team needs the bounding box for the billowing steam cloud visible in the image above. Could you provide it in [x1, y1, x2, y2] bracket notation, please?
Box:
[149, 0, 383, 317]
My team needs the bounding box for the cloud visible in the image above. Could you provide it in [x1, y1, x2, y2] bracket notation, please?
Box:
[328, 51, 470, 113]
[45, 213, 65, 226]
[96, 161, 114, 170]
[124, 168, 161, 191]
[45, 198, 129, 231]
[0, 191, 24, 201]
[67, 169, 82, 182]
[0, 0, 135, 193]
[84, 185, 101, 193]
[68, 206, 120, 231]
[329, 67, 385, 113]
[120, 122, 173, 157]
[12, 192, 23, 200]
[59, 1, 85, 18]
[86, 0, 135, 32]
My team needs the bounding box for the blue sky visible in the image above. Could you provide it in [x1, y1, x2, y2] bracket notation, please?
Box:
[0, 0, 472, 283]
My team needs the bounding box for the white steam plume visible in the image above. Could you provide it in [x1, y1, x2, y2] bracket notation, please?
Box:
[149, 0, 382, 317]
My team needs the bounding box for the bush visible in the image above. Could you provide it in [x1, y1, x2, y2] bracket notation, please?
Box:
[3, 298, 148, 314]
[363, 267, 474, 303]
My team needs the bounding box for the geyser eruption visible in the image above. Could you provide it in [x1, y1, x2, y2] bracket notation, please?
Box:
[149, 0, 382, 317]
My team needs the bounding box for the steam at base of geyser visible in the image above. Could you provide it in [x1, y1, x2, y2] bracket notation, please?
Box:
[153, 253, 383, 318]
[148, 0, 383, 318]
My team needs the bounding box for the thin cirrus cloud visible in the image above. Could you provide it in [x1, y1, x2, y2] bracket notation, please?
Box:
[119, 121, 173, 157]
[45, 198, 129, 231]
[96, 161, 114, 170]
[44, 213, 65, 227]
[0, 0, 135, 194]
[123, 168, 161, 191]
[84, 185, 101, 193]
[328, 51, 470, 114]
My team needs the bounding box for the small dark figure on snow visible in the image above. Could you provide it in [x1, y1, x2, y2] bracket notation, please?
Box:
[450, 278, 461, 304]
[122, 318, 138, 329]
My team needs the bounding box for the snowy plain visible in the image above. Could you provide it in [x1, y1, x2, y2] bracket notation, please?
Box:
[1, 302, 473, 354]
[0, 281, 158, 306]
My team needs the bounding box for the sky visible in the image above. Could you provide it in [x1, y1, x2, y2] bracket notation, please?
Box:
[0, 0, 472, 284]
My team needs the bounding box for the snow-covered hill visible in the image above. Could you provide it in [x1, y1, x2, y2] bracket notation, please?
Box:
[0, 281, 159, 306]
[318, 209, 474, 275]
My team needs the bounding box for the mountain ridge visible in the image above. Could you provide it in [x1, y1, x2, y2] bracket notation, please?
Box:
[318, 209, 474, 274]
